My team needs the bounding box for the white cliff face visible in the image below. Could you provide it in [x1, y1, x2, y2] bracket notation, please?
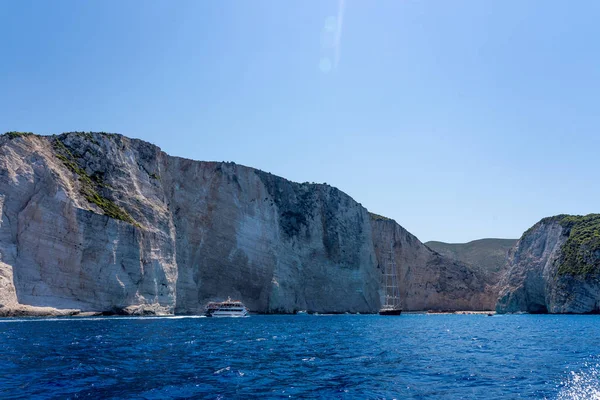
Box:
[0, 133, 380, 315]
[165, 160, 380, 314]
[0, 132, 493, 315]
[496, 216, 600, 314]
[0, 134, 176, 316]
[370, 217, 496, 311]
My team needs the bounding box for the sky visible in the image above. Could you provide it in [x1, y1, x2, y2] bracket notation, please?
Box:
[1, 1, 599, 243]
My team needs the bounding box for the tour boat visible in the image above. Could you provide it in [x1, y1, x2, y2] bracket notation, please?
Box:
[205, 298, 249, 317]
[379, 242, 402, 316]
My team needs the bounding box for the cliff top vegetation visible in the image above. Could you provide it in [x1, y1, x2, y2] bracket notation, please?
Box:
[557, 214, 600, 276]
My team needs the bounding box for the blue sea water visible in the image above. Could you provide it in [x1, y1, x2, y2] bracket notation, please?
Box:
[0, 314, 599, 399]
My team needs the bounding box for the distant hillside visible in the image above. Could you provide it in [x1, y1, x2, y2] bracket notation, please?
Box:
[425, 239, 517, 274]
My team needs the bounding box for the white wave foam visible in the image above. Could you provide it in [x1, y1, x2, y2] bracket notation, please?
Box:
[557, 363, 600, 400]
[0, 315, 207, 323]
[214, 366, 231, 375]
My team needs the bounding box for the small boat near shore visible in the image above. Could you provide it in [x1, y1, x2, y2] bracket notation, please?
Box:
[204, 298, 248, 318]
[379, 308, 402, 316]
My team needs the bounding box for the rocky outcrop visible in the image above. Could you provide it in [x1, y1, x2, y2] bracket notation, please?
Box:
[496, 215, 600, 314]
[371, 216, 496, 311]
[0, 132, 494, 316]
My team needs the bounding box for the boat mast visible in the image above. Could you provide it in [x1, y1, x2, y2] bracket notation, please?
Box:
[384, 241, 401, 309]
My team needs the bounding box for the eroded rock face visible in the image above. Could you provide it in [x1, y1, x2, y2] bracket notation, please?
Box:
[371, 217, 496, 311]
[0, 133, 177, 316]
[0, 133, 380, 315]
[496, 216, 600, 314]
[166, 160, 380, 314]
[0, 132, 493, 315]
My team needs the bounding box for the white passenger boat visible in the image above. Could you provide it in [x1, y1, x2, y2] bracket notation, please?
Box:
[205, 298, 249, 318]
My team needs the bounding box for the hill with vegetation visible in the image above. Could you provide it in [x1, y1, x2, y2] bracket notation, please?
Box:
[425, 238, 517, 275]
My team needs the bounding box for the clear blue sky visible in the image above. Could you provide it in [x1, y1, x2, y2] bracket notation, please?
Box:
[2, 1, 599, 243]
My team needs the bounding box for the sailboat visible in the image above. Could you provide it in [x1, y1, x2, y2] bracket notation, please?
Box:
[379, 242, 402, 316]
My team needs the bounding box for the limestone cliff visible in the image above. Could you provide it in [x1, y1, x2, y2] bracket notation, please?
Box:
[496, 214, 600, 314]
[0, 132, 493, 316]
[371, 216, 495, 311]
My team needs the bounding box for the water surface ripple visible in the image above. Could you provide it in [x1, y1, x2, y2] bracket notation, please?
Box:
[0, 314, 599, 399]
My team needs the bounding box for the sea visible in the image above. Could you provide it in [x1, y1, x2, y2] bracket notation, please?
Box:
[0, 314, 599, 399]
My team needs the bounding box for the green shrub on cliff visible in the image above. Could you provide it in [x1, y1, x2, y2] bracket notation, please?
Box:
[82, 189, 135, 224]
[369, 212, 391, 221]
[52, 137, 136, 225]
[557, 214, 600, 276]
[4, 131, 34, 140]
